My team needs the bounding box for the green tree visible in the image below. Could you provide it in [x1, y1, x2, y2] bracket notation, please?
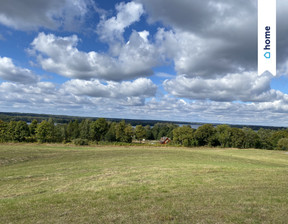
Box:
[66, 120, 80, 141]
[7, 121, 17, 142]
[173, 126, 195, 147]
[36, 120, 55, 143]
[115, 121, 134, 143]
[105, 122, 117, 142]
[194, 124, 216, 146]
[123, 124, 134, 143]
[270, 130, 288, 149]
[242, 128, 260, 148]
[216, 125, 232, 148]
[0, 120, 8, 142]
[230, 128, 245, 148]
[29, 120, 38, 136]
[90, 118, 108, 141]
[144, 125, 153, 140]
[152, 123, 178, 140]
[135, 125, 146, 142]
[257, 128, 274, 150]
[116, 120, 126, 142]
[277, 138, 288, 150]
[54, 124, 65, 143]
[14, 121, 30, 142]
[151, 123, 161, 140]
[79, 119, 92, 140]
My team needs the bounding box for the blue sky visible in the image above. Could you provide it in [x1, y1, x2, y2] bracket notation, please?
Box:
[0, 0, 288, 126]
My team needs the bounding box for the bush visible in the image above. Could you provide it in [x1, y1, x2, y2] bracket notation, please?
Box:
[73, 138, 89, 146]
[25, 137, 37, 143]
[277, 138, 288, 150]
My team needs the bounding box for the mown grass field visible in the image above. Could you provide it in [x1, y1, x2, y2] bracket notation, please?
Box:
[1, 144, 288, 223]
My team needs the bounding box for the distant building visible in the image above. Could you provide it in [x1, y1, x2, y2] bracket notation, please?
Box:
[160, 137, 171, 144]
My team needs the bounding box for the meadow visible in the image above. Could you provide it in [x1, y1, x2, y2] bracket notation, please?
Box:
[1, 144, 288, 223]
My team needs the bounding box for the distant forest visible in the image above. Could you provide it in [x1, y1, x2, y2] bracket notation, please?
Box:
[1, 113, 288, 150]
[0, 112, 285, 130]
[0, 112, 192, 127]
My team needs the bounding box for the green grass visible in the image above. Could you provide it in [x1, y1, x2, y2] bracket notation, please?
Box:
[1, 144, 288, 223]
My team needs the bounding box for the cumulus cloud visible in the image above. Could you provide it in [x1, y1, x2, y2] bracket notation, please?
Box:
[1, 79, 288, 126]
[154, 27, 256, 78]
[63, 78, 157, 98]
[0, 82, 58, 108]
[0, 78, 155, 115]
[140, 97, 288, 126]
[139, 0, 256, 34]
[141, 0, 288, 78]
[138, 0, 288, 105]
[0, 0, 90, 31]
[276, 1, 288, 75]
[144, 0, 257, 67]
[0, 57, 39, 83]
[30, 32, 159, 81]
[97, 1, 144, 43]
[2, 0, 288, 126]
[163, 72, 281, 102]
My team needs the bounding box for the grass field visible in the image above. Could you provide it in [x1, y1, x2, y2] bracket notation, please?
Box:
[1, 144, 288, 223]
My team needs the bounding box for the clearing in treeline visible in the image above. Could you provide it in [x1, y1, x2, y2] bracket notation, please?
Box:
[1, 144, 288, 223]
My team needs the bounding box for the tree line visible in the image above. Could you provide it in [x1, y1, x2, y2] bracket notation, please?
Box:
[0, 119, 176, 145]
[0, 119, 288, 150]
[173, 124, 288, 150]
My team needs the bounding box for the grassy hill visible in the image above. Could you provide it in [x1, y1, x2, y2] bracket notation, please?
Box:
[1, 145, 288, 223]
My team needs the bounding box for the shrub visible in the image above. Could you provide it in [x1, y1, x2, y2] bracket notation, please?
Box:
[25, 137, 37, 143]
[277, 138, 288, 150]
[73, 138, 89, 146]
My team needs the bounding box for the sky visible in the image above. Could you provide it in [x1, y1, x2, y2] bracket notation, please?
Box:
[0, 0, 288, 126]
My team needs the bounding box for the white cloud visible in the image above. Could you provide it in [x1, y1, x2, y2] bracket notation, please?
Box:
[97, 1, 144, 43]
[0, 82, 58, 107]
[163, 72, 281, 102]
[1, 79, 288, 126]
[156, 72, 175, 78]
[0, 0, 90, 31]
[140, 97, 288, 126]
[142, 0, 288, 79]
[30, 32, 159, 81]
[63, 78, 157, 98]
[0, 78, 155, 114]
[138, 30, 150, 42]
[2, 0, 288, 127]
[0, 57, 39, 84]
[139, 0, 256, 34]
[155, 28, 254, 78]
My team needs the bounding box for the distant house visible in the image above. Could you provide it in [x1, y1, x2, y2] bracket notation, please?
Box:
[160, 137, 171, 144]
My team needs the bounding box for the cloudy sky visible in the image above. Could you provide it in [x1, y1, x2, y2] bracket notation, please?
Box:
[0, 0, 288, 126]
